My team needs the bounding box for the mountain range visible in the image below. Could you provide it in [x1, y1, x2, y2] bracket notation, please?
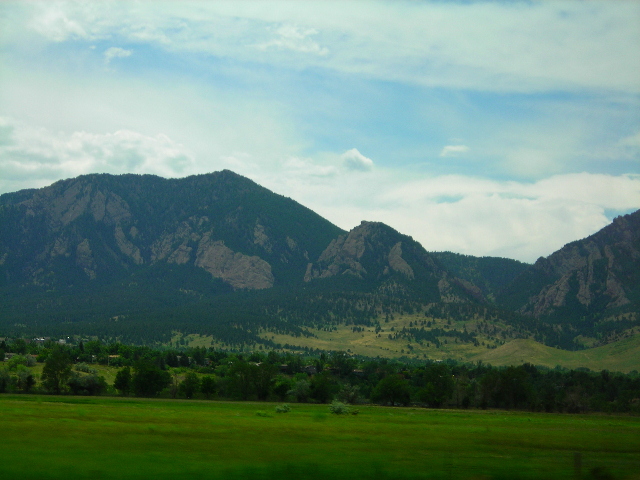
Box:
[1, 171, 638, 361]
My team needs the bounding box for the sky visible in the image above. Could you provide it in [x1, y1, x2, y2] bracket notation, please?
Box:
[0, 1, 639, 263]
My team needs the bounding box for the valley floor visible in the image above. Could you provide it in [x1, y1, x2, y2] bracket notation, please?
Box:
[1, 395, 639, 480]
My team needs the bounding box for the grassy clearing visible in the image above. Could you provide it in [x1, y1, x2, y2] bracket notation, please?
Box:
[163, 312, 640, 373]
[472, 336, 640, 373]
[257, 313, 506, 360]
[1, 395, 638, 479]
[252, 313, 640, 373]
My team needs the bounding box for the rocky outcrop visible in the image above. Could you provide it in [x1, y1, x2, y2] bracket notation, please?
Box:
[304, 222, 374, 281]
[253, 222, 272, 253]
[115, 225, 143, 265]
[76, 239, 96, 279]
[195, 233, 274, 290]
[388, 242, 414, 279]
[0, 171, 344, 295]
[305, 222, 417, 282]
[513, 210, 640, 317]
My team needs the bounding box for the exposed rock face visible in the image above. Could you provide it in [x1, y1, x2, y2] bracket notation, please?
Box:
[1, 172, 340, 291]
[253, 222, 272, 253]
[438, 276, 484, 303]
[303, 220, 485, 304]
[513, 210, 640, 317]
[305, 222, 377, 281]
[115, 225, 143, 265]
[195, 233, 274, 289]
[388, 242, 414, 279]
[306, 222, 415, 281]
[76, 239, 96, 279]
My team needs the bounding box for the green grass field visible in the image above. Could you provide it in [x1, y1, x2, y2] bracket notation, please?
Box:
[472, 336, 640, 373]
[1, 395, 638, 480]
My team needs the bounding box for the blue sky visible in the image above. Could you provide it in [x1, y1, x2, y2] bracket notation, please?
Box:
[0, 1, 639, 262]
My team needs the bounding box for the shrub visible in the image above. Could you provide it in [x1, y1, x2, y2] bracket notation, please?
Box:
[329, 401, 350, 415]
[0, 368, 10, 393]
[75, 362, 97, 374]
[67, 373, 107, 396]
[275, 404, 291, 413]
[7, 355, 27, 371]
[337, 384, 360, 404]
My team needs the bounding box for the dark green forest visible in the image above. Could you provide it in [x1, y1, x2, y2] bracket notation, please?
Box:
[1, 337, 639, 414]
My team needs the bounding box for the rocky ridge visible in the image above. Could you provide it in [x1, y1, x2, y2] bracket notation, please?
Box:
[503, 210, 640, 318]
[0, 172, 341, 291]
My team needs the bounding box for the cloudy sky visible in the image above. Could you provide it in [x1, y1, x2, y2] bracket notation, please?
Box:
[1, 1, 639, 263]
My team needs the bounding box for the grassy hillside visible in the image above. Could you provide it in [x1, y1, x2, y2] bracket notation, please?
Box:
[472, 335, 640, 373]
[1, 396, 638, 480]
[256, 311, 509, 361]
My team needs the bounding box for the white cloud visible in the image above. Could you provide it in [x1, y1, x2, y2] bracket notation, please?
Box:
[1, 2, 638, 264]
[257, 24, 329, 56]
[0, 117, 195, 191]
[104, 47, 132, 65]
[440, 145, 469, 157]
[342, 148, 374, 172]
[251, 166, 639, 263]
[19, 2, 640, 94]
[1, 118, 637, 262]
[620, 131, 640, 149]
[28, 5, 89, 42]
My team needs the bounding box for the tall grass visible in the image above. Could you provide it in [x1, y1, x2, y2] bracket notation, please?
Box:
[1, 395, 638, 479]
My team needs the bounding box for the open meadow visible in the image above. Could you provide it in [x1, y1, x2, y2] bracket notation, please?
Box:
[1, 395, 639, 480]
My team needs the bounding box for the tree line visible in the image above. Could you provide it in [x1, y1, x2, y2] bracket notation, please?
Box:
[1, 337, 639, 414]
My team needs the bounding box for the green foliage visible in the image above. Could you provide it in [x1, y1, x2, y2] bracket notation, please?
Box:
[16, 366, 36, 393]
[67, 373, 107, 396]
[114, 366, 132, 395]
[336, 384, 360, 404]
[180, 371, 200, 399]
[132, 359, 170, 397]
[328, 400, 350, 415]
[310, 371, 334, 403]
[371, 374, 411, 406]
[413, 364, 455, 408]
[200, 375, 217, 399]
[273, 376, 292, 401]
[287, 379, 310, 403]
[6, 355, 28, 371]
[0, 367, 10, 393]
[275, 404, 291, 413]
[41, 346, 72, 394]
[75, 362, 97, 374]
[433, 251, 531, 297]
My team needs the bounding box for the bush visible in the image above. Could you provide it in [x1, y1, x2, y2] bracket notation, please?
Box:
[7, 355, 28, 371]
[17, 366, 36, 393]
[275, 404, 291, 413]
[0, 368, 10, 393]
[67, 373, 107, 395]
[75, 362, 98, 374]
[337, 384, 360, 404]
[329, 401, 350, 415]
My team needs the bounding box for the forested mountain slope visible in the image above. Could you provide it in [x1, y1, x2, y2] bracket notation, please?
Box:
[0, 171, 344, 290]
[498, 210, 640, 321]
[431, 252, 530, 300]
[0, 172, 638, 358]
